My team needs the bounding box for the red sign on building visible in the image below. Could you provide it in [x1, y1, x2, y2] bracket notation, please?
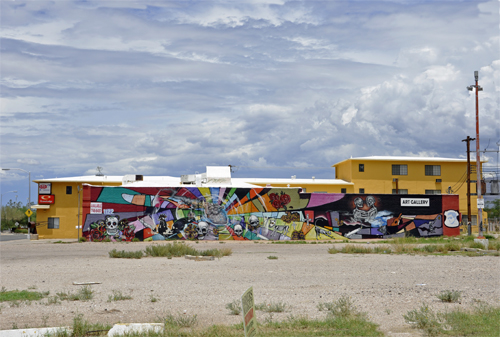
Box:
[39, 195, 55, 204]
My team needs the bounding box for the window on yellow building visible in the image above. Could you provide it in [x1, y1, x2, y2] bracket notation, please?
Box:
[392, 164, 408, 175]
[392, 189, 408, 194]
[425, 190, 441, 195]
[48, 217, 59, 229]
[359, 164, 364, 172]
[66, 186, 72, 194]
[425, 165, 441, 176]
[359, 188, 365, 193]
[341, 188, 346, 193]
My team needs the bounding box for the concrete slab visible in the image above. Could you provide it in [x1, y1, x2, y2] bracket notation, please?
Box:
[0, 327, 69, 337]
[107, 323, 163, 337]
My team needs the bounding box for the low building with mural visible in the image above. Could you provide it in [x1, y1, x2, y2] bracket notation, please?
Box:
[31, 155, 487, 240]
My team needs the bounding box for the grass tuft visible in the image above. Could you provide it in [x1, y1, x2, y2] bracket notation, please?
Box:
[56, 286, 94, 302]
[256, 301, 289, 313]
[437, 290, 461, 303]
[0, 289, 47, 302]
[164, 312, 198, 328]
[107, 290, 132, 302]
[108, 249, 143, 259]
[225, 300, 241, 315]
[404, 303, 500, 337]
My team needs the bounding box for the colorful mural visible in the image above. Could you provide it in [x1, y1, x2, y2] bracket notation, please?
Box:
[82, 186, 460, 241]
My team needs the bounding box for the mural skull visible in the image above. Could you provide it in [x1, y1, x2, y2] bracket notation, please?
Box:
[249, 215, 259, 228]
[105, 215, 120, 237]
[197, 221, 208, 240]
[234, 224, 243, 236]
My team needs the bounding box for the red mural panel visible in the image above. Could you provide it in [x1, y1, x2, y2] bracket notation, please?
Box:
[442, 194, 460, 236]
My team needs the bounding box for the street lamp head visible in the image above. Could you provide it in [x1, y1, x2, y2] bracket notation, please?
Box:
[474, 70, 478, 81]
[467, 86, 474, 91]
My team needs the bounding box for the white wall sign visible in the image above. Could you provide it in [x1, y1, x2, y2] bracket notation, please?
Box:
[477, 198, 484, 209]
[401, 198, 429, 207]
[38, 183, 52, 195]
[90, 202, 103, 214]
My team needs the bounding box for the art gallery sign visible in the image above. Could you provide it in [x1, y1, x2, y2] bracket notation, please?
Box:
[401, 198, 430, 207]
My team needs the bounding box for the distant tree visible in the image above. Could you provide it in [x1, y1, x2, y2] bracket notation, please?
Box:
[1, 199, 36, 231]
[484, 199, 500, 219]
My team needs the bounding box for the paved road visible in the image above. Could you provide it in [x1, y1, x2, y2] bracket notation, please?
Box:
[0, 233, 28, 242]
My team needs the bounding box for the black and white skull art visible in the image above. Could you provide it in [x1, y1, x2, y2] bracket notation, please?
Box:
[197, 221, 208, 240]
[105, 215, 120, 237]
[234, 224, 243, 236]
[248, 215, 259, 230]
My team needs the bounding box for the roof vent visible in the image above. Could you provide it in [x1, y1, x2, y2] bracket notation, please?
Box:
[122, 174, 144, 184]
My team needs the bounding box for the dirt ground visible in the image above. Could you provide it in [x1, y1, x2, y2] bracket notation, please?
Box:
[1, 238, 499, 336]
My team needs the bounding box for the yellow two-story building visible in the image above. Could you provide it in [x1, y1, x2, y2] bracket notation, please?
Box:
[332, 156, 486, 226]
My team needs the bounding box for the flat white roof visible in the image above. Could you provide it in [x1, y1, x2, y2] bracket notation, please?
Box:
[33, 175, 124, 183]
[239, 178, 353, 185]
[332, 156, 485, 166]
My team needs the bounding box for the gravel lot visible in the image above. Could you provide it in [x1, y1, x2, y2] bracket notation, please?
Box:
[1, 238, 499, 336]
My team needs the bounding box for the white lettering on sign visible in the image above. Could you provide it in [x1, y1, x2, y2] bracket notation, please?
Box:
[90, 202, 103, 214]
[401, 198, 430, 207]
[103, 209, 114, 214]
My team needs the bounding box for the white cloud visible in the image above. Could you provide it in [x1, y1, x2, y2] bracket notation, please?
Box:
[1, 0, 499, 201]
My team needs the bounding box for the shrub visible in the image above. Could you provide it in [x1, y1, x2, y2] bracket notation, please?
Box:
[437, 290, 461, 303]
[373, 245, 392, 254]
[57, 286, 93, 301]
[78, 237, 87, 242]
[444, 241, 461, 251]
[341, 245, 374, 254]
[164, 312, 197, 328]
[467, 241, 485, 249]
[267, 256, 278, 259]
[489, 240, 500, 251]
[422, 245, 438, 253]
[145, 242, 199, 257]
[317, 295, 358, 318]
[404, 303, 441, 336]
[225, 300, 241, 315]
[108, 249, 143, 259]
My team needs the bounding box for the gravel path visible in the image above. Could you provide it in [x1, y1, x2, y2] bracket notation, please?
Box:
[1, 239, 499, 336]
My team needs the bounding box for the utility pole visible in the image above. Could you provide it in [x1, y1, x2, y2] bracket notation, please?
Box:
[462, 136, 475, 236]
[467, 71, 484, 238]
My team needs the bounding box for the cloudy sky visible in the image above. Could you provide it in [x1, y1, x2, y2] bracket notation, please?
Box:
[1, 0, 499, 205]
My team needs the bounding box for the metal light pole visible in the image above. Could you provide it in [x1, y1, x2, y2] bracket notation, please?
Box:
[467, 71, 484, 238]
[2, 168, 32, 236]
[1, 190, 18, 230]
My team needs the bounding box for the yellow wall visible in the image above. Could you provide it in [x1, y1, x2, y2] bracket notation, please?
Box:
[36, 181, 120, 239]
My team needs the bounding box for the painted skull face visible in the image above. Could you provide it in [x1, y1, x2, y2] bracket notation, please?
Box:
[249, 215, 259, 228]
[197, 221, 208, 240]
[106, 216, 119, 236]
[234, 224, 243, 236]
[366, 196, 375, 207]
[354, 197, 363, 208]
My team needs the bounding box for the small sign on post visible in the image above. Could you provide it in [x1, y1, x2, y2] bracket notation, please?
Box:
[477, 197, 484, 209]
[241, 287, 257, 337]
